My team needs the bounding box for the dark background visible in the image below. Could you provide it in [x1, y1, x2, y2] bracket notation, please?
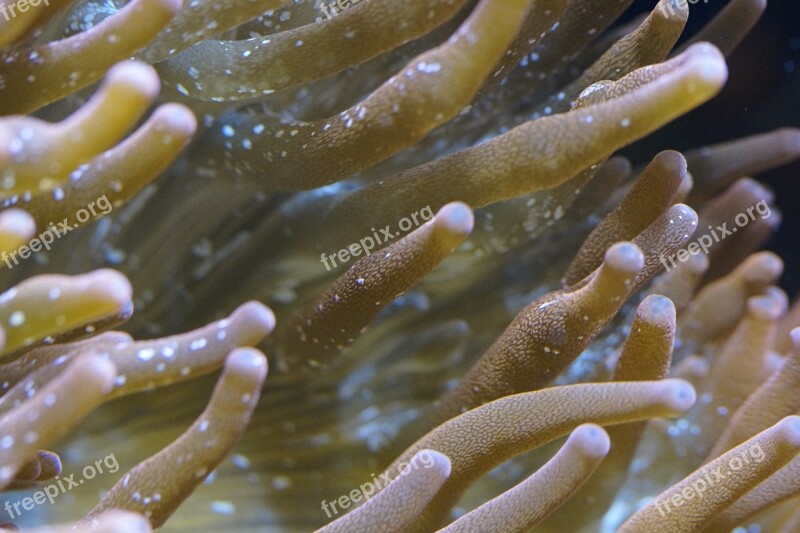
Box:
[622, 0, 800, 297]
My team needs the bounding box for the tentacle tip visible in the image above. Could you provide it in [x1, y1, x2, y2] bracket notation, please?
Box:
[434, 202, 474, 238]
[640, 294, 677, 324]
[748, 288, 788, 321]
[743, 252, 784, 285]
[686, 252, 710, 274]
[653, 150, 688, 175]
[656, 378, 696, 413]
[154, 103, 198, 138]
[570, 424, 611, 459]
[0, 209, 36, 240]
[656, 0, 688, 21]
[75, 353, 118, 394]
[232, 301, 276, 337]
[774, 415, 800, 448]
[86, 269, 134, 305]
[605, 242, 645, 274]
[789, 327, 800, 352]
[672, 203, 698, 224]
[107, 61, 161, 101]
[416, 449, 451, 479]
[683, 42, 729, 88]
[737, 176, 775, 202]
[774, 127, 800, 155]
[225, 347, 268, 382]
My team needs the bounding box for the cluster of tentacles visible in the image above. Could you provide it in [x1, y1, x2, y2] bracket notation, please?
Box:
[0, 0, 799, 531]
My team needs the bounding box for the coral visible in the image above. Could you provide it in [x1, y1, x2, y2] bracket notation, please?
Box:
[0, 0, 798, 531]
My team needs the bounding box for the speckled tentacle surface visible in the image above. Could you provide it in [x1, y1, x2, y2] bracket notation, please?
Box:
[141, 0, 291, 63]
[80, 348, 267, 528]
[432, 242, 645, 423]
[285, 202, 472, 369]
[564, 151, 688, 285]
[317, 44, 726, 237]
[317, 450, 451, 533]
[158, 0, 473, 99]
[441, 424, 610, 533]
[386, 379, 695, 531]
[197, 0, 559, 190]
[541, 294, 677, 530]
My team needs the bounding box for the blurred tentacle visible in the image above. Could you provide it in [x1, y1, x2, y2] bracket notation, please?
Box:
[0, 61, 161, 196]
[0, 269, 132, 360]
[690, 289, 787, 460]
[620, 416, 800, 532]
[158, 0, 473, 98]
[679, 0, 767, 57]
[648, 253, 709, 313]
[685, 129, 800, 205]
[0, 354, 115, 489]
[0, 0, 181, 114]
[709, 328, 800, 460]
[679, 251, 783, 346]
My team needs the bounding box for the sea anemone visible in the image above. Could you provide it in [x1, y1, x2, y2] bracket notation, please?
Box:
[0, 0, 799, 531]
